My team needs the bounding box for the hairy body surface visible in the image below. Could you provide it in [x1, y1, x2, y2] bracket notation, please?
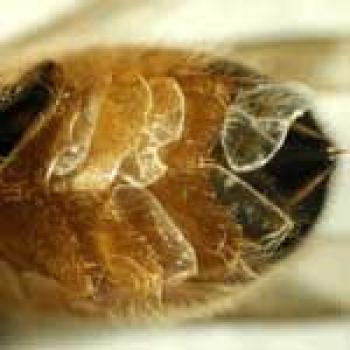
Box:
[0, 48, 335, 321]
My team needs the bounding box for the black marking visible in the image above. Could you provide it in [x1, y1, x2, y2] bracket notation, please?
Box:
[0, 60, 59, 157]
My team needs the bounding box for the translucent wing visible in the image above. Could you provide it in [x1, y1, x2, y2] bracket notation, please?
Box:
[222, 83, 314, 172]
[210, 165, 294, 253]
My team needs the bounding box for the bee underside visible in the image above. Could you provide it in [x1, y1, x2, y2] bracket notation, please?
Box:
[0, 47, 336, 321]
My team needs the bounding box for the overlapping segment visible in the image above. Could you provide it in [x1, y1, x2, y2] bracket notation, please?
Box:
[210, 165, 294, 253]
[111, 184, 197, 284]
[119, 77, 185, 186]
[146, 77, 185, 147]
[48, 72, 152, 190]
[45, 72, 193, 296]
[106, 77, 195, 288]
[222, 83, 313, 172]
[47, 91, 103, 178]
